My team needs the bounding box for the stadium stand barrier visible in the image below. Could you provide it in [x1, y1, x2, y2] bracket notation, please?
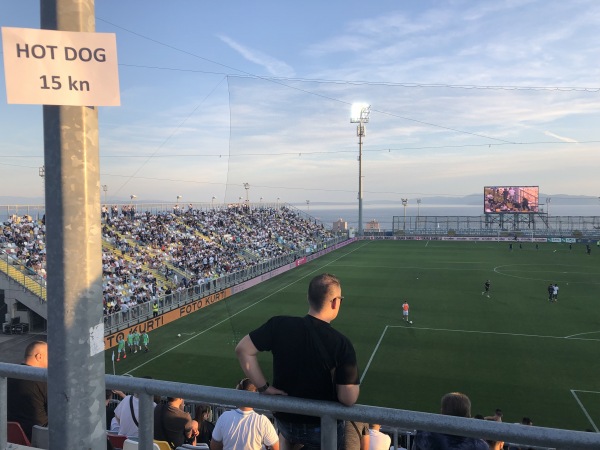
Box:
[1, 363, 599, 450]
[0, 251, 46, 300]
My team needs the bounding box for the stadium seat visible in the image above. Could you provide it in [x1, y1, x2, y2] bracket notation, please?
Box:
[153, 440, 171, 450]
[177, 445, 209, 450]
[106, 433, 128, 450]
[31, 425, 49, 449]
[7, 421, 31, 446]
[123, 438, 160, 450]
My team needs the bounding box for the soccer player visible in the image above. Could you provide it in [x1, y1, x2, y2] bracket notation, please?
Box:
[117, 337, 126, 361]
[547, 283, 554, 302]
[126, 332, 134, 353]
[553, 284, 559, 302]
[133, 331, 141, 353]
[142, 332, 149, 353]
[482, 280, 491, 298]
[402, 301, 410, 321]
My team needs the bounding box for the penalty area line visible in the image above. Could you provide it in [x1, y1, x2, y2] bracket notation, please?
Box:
[570, 389, 600, 432]
[360, 325, 389, 384]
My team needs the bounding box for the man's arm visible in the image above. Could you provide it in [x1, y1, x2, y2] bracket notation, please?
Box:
[360, 429, 370, 450]
[235, 335, 287, 395]
[336, 384, 359, 406]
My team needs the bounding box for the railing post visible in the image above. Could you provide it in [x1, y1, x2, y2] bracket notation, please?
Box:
[321, 414, 337, 449]
[138, 392, 155, 450]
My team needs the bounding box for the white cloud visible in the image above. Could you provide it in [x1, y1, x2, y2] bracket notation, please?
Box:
[543, 131, 578, 143]
[218, 35, 295, 78]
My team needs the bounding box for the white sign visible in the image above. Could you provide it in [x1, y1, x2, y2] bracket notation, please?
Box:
[2, 27, 120, 106]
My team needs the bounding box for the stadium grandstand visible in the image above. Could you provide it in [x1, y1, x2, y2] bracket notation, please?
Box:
[1, 202, 341, 333]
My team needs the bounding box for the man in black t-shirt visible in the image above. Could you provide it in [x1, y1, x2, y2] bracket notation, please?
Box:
[7, 341, 49, 441]
[154, 397, 198, 448]
[235, 273, 360, 449]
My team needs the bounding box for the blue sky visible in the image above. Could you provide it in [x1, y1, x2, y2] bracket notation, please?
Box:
[1, 1, 600, 206]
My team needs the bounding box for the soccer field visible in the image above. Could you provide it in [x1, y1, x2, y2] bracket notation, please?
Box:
[107, 240, 600, 431]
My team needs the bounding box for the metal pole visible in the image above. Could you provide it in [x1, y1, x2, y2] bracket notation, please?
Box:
[358, 123, 363, 236]
[321, 414, 337, 449]
[41, 2, 105, 450]
[138, 393, 155, 450]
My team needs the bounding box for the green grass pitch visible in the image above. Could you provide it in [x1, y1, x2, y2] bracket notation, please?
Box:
[106, 240, 600, 431]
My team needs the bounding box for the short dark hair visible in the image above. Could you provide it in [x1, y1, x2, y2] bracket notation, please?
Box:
[441, 392, 471, 418]
[236, 378, 257, 392]
[307, 273, 340, 311]
[24, 340, 47, 358]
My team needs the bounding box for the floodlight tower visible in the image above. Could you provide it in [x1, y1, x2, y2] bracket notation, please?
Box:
[39, 166, 45, 199]
[306, 200, 310, 212]
[416, 198, 421, 229]
[212, 196, 216, 208]
[351, 103, 370, 236]
[102, 185, 108, 204]
[402, 198, 408, 231]
[243, 182, 250, 204]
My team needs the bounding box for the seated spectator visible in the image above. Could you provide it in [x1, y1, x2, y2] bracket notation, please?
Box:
[506, 417, 534, 450]
[195, 403, 215, 446]
[111, 378, 157, 437]
[367, 424, 391, 450]
[154, 397, 199, 448]
[412, 392, 488, 450]
[210, 378, 279, 450]
[484, 418, 504, 450]
[105, 389, 126, 430]
[7, 341, 48, 441]
[484, 408, 503, 422]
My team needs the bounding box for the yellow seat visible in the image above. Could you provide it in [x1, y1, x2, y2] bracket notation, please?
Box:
[153, 440, 172, 450]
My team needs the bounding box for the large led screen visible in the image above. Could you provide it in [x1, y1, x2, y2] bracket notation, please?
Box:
[484, 186, 539, 214]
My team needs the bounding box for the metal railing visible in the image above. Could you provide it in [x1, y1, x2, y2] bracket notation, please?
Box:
[0, 250, 47, 300]
[1, 364, 599, 450]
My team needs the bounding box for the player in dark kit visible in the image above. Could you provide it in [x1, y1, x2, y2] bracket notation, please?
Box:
[547, 284, 554, 302]
[482, 280, 491, 298]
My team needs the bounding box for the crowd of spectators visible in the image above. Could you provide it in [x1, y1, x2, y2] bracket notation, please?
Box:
[1, 204, 336, 318]
[0, 214, 47, 281]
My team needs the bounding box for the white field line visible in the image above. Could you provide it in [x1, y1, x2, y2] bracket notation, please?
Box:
[564, 331, 600, 338]
[385, 325, 600, 341]
[362, 325, 600, 384]
[360, 325, 389, 384]
[570, 390, 599, 432]
[493, 264, 600, 284]
[125, 241, 369, 375]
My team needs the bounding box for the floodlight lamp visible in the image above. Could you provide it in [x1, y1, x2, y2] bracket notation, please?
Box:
[350, 103, 370, 123]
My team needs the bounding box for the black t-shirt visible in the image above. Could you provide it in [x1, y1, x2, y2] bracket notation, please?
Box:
[249, 315, 359, 423]
[197, 420, 215, 445]
[154, 403, 193, 448]
[7, 368, 48, 440]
